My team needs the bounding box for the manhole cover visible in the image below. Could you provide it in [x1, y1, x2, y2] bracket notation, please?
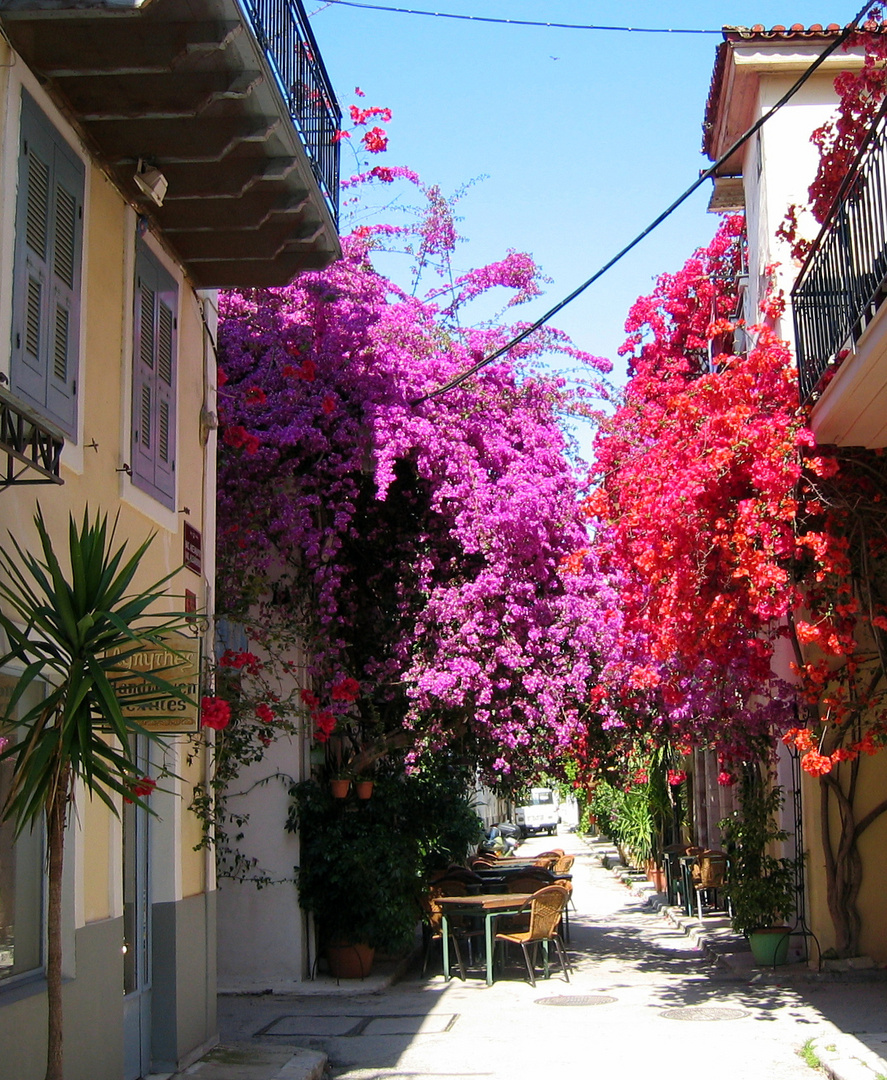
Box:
[660, 1007, 750, 1022]
[535, 995, 617, 1007]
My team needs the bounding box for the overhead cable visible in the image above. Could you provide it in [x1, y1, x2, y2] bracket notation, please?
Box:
[411, 2, 876, 405]
[320, 0, 723, 33]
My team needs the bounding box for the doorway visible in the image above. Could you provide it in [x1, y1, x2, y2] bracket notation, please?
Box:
[122, 737, 151, 1080]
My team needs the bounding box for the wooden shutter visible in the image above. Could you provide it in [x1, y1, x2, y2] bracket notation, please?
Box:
[131, 244, 177, 508]
[10, 91, 83, 436]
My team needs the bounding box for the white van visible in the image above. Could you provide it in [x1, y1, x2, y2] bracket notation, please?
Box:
[514, 787, 559, 837]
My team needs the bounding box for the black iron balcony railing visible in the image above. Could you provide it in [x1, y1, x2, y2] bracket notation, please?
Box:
[792, 101, 887, 402]
[239, 0, 341, 222]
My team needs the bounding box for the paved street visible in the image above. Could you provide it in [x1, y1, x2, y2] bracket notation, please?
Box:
[215, 835, 887, 1080]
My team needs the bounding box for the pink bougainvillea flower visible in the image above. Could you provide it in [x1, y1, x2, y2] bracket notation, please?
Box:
[362, 127, 388, 154]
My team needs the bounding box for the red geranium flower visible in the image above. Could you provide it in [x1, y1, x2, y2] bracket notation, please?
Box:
[201, 696, 232, 731]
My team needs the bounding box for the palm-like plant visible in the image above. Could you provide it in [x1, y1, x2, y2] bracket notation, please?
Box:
[0, 507, 193, 1080]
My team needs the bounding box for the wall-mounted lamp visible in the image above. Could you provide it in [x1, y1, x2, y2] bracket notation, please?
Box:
[134, 159, 168, 207]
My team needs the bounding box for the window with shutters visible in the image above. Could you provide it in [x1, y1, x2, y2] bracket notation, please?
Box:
[10, 92, 85, 438]
[131, 244, 177, 508]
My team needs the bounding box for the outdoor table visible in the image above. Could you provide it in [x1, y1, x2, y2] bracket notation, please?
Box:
[678, 854, 698, 917]
[662, 849, 684, 907]
[436, 893, 534, 985]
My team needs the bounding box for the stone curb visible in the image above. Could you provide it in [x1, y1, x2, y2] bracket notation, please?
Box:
[167, 1044, 327, 1080]
[582, 836, 887, 1080]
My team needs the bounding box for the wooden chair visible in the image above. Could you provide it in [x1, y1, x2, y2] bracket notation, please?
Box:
[494, 885, 572, 987]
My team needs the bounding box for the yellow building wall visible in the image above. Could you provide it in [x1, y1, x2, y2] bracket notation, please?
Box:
[82, 788, 113, 924]
[181, 751, 207, 898]
[803, 751, 887, 963]
[0, 73, 213, 929]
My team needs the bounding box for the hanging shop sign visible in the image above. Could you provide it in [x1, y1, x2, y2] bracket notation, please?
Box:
[106, 633, 200, 733]
[183, 523, 202, 576]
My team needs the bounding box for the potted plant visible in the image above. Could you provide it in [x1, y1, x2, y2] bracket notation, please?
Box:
[288, 761, 483, 977]
[330, 770, 352, 799]
[354, 774, 374, 799]
[720, 772, 799, 966]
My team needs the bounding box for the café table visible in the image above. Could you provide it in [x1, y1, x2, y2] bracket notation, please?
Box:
[435, 892, 534, 986]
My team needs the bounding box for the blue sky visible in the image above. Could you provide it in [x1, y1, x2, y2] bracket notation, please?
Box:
[309, 1, 862, 443]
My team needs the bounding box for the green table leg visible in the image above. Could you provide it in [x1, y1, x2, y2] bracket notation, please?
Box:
[441, 913, 451, 980]
[485, 912, 495, 986]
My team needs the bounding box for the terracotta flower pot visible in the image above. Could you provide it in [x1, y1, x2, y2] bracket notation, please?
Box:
[330, 778, 350, 799]
[326, 942, 375, 978]
[355, 779, 374, 800]
[647, 866, 667, 893]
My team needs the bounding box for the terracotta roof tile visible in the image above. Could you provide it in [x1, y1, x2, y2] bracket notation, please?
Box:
[702, 24, 872, 158]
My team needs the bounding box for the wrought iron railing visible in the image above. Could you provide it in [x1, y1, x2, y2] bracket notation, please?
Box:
[238, 0, 341, 222]
[792, 102, 887, 401]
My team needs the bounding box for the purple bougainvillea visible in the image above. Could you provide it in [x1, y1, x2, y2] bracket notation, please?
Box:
[215, 173, 618, 780]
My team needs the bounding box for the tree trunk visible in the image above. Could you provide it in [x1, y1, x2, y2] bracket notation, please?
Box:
[45, 782, 67, 1080]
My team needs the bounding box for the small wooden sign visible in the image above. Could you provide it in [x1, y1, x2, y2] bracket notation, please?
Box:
[183, 523, 202, 576]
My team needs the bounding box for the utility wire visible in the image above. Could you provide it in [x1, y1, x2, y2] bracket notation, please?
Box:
[320, 0, 723, 33]
[411, 2, 876, 405]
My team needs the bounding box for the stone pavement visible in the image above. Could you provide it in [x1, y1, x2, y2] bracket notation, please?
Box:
[587, 835, 887, 1080]
[162, 834, 887, 1080]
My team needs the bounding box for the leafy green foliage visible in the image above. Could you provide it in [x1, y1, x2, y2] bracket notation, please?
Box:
[720, 768, 799, 935]
[288, 759, 483, 953]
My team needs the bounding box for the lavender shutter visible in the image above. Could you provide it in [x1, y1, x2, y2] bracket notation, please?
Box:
[131, 244, 177, 507]
[10, 91, 83, 436]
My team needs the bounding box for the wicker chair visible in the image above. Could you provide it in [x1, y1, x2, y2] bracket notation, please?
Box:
[494, 885, 572, 987]
[428, 864, 483, 887]
[691, 849, 729, 919]
[552, 854, 574, 874]
[556, 877, 574, 942]
[467, 855, 498, 870]
[532, 856, 559, 869]
[498, 875, 548, 932]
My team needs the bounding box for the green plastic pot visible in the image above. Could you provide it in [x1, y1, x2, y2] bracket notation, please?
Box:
[748, 927, 790, 966]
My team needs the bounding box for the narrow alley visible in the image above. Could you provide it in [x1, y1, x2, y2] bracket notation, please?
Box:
[212, 835, 887, 1080]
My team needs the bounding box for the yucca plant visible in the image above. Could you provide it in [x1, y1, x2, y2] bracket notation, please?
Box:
[0, 506, 194, 1080]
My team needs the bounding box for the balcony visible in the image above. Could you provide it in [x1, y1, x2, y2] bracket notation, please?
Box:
[791, 102, 887, 445]
[0, 0, 341, 287]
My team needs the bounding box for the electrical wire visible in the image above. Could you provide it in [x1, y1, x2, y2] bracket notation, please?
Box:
[411, 2, 877, 405]
[320, 0, 723, 34]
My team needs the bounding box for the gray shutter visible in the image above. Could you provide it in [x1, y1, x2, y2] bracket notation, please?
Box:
[10, 91, 83, 436]
[131, 244, 177, 508]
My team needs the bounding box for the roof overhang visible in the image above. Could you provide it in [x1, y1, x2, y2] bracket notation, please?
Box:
[703, 26, 866, 176]
[0, 0, 342, 287]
